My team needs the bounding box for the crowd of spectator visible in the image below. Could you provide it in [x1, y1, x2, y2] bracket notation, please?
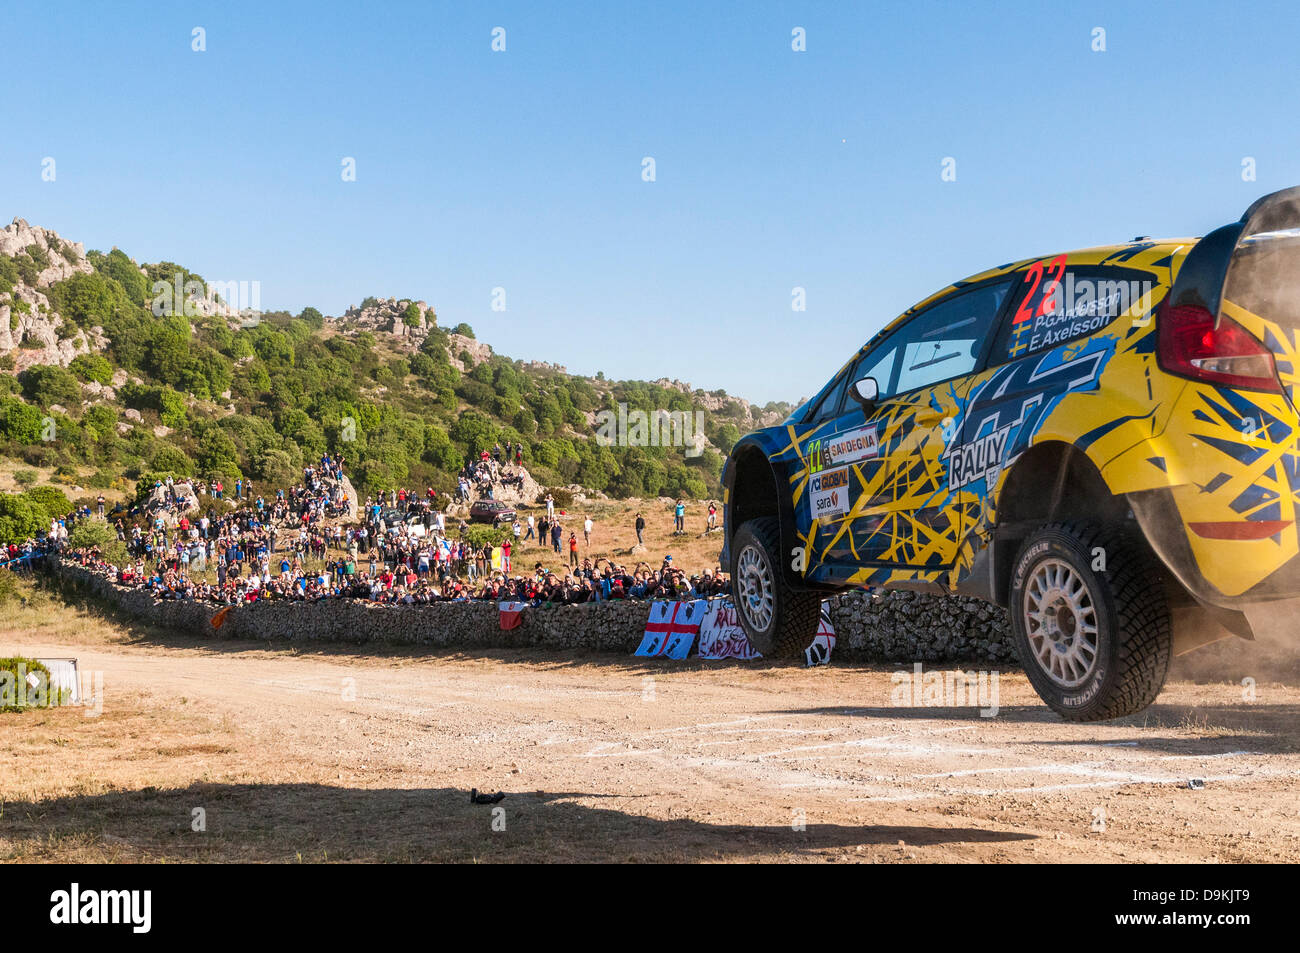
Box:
[455, 442, 528, 501]
[10, 450, 731, 609]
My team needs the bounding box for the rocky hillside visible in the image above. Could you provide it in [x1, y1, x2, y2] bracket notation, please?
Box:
[0, 219, 104, 372]
[0, 217, 795, 532]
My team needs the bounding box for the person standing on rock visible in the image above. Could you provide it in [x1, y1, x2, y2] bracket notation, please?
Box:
[634, 512, 645, 546]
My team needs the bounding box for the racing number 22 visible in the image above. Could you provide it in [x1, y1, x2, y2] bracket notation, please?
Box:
[1013, 255, 1067, 324]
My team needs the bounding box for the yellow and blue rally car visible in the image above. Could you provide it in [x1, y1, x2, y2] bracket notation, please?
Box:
[721, 187, 1300, 720]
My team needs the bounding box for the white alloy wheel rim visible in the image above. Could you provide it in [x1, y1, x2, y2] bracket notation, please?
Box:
[1023, 557, 1099, 688]
[737, 543, 774, 633]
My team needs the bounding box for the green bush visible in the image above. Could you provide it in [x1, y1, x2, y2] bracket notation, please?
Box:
[0, 493, 45, 542]
[0, 256, 18, 297]
[459, 523, 514, 551]
[540, 487, 575, 509]
[69, 353, 114, 385]
[0, 396, 44, 444]
[0, 657, 70, 712]
[150, 445, 194, 475]
[0, 570, 16, 605]
[66, 515, 127, 563]
[23, 485, 71, 521]
[19, 365, 81, 408]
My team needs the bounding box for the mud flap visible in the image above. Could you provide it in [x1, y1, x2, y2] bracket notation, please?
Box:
[1171, 602, 1253, 657]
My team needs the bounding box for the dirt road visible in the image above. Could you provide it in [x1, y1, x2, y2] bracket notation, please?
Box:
[4, 615, 1299, 862]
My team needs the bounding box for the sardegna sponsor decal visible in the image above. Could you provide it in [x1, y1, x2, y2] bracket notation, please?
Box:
[808, 425, 878, 473]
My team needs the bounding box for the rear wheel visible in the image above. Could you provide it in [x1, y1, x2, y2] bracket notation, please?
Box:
[730, 517, 820, 658]
[1008, 521, 1171, 721]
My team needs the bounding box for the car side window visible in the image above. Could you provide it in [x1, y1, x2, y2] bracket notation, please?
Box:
[828, 345, 898, 417]
[807, 369, 852, 423]
[881, 279, 1011, 398]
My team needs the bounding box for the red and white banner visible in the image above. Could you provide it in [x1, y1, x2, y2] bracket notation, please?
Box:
[498, 601, 528, 631]
[697, 600, 762, 660]
[804, 605, 836, 667]
[634, 600, 706, 659]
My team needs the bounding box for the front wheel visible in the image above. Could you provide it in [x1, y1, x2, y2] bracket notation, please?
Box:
[730, 517, 820, 658]
[1008, 521, 1171, 721]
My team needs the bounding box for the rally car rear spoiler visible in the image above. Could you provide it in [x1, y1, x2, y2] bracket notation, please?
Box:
[1167, 185, 1300, 316]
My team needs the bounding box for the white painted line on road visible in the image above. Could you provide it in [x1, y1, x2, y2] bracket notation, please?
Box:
[1159, 750, 1257, 760]
[755, 737, 1001, 760]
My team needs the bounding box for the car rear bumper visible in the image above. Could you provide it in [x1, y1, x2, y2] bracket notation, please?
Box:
[1128, 487, 1300, 609]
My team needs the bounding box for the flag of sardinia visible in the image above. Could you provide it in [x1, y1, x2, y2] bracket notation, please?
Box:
[634, 600, 706, 660]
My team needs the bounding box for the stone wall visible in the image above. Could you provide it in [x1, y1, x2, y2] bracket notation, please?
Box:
[47, 559, 1015, 663]
[826, 590, 1014, 663]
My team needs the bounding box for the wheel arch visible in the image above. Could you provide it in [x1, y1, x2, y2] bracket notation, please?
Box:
[991, 440, 1134, 606]
[722, 437, 804, 588]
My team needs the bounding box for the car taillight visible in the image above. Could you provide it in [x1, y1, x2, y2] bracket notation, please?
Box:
[1157, 303, 1282, 393]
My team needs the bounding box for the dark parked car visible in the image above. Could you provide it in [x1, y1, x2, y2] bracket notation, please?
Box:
[469, 500, 517, 525]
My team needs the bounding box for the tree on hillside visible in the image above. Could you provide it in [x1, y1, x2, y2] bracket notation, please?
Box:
[98, 248, 150, 305]
[0, 397, 45, 444]
[18, 366, 80, 408]
[449, 410, 495, 456]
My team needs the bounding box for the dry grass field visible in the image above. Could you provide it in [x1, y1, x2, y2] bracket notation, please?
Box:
[501, 496, 725, 577]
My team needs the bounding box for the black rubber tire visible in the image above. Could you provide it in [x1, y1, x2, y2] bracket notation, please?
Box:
[729, 517, 821, 658]
[1008, 521, 1171, 721]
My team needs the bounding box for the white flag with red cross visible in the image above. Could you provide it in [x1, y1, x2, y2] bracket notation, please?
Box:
[634, 600, 706, 659]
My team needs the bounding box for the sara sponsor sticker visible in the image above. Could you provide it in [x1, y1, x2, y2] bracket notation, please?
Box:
[810, 466, 851, 521]
[809, 426, 878, 473]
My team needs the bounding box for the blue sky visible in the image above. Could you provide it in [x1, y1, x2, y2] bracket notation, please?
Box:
[4, 0, 1300, 404]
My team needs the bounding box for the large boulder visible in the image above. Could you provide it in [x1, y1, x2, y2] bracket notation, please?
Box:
[466, 465, 543, 507]
[144, 480, 200, 524]
[335, 473, 359, 520]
